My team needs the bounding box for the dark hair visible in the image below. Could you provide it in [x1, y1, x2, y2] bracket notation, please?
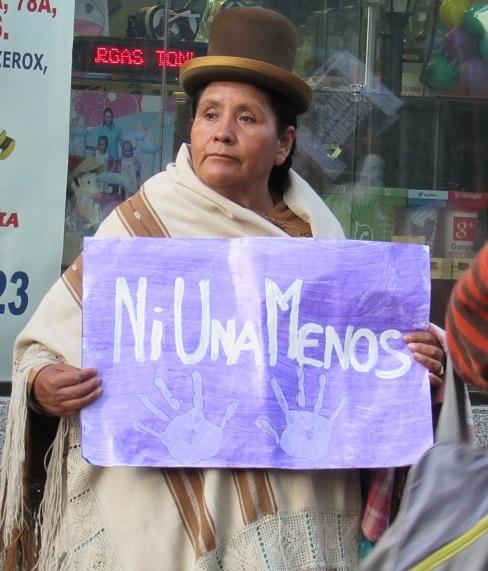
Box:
[191, 84, 297, 198]
[264, 88, 297, 198]
[103, 107, 114, 116]
[98, 135, 108, 145]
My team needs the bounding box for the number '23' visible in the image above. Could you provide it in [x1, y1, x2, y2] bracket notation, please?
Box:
[0, 271, 29, 315]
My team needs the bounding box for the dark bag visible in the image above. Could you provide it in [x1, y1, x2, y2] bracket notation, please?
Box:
[361, 360, 488, 571]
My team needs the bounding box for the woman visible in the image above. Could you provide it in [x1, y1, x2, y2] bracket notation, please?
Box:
[0, 8, 444, 570]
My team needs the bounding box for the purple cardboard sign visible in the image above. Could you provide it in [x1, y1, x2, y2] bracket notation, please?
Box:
[82, 237, 433, 469]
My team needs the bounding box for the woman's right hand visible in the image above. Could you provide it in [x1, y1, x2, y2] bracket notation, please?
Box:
[32, 363, 102, 417]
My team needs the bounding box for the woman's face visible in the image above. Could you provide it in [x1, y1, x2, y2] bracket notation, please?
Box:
[190, 81, 294, 204]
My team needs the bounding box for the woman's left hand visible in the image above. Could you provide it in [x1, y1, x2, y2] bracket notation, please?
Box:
[404, 331, 446, 389]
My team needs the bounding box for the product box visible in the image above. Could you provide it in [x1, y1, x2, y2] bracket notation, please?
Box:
[406, 189, 448, 251]
[320, 186, 353, 238]
[351, 187, 407, 242]
[451, 258, 474, 280]
[391, 235, 426, 244]
[430, 257, 452, 280]
[445, 192, 488, 259]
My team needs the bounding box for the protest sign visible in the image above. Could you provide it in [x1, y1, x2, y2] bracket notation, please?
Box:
[82, 237, 433, 469]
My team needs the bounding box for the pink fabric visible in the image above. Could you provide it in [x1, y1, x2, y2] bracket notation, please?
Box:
[361, 468, 395, 542]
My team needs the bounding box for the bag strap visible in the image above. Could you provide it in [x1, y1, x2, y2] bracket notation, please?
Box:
[436, 357, 469, 444]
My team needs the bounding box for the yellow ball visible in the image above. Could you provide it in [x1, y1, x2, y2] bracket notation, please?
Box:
[439, 0, 470, 28]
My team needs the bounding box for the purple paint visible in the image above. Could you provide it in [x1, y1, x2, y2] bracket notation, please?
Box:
[81, 237, 433, 469]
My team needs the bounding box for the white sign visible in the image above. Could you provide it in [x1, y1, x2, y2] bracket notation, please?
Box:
[0, 0, 75, 378]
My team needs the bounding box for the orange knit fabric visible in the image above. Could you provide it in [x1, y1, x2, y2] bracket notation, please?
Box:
[446, 243, 488, 391]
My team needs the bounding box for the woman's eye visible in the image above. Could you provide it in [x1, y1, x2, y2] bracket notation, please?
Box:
[239, 115, 255, 124]
[203, 111, 216, 120]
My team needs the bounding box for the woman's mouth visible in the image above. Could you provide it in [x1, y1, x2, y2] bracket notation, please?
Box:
[206, 154, 238, 161]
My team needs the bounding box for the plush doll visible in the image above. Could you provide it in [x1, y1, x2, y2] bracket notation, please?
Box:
[68, 156, 105, 233]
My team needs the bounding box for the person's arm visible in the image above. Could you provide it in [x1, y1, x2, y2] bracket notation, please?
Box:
[404, 327, 446, 389]
[446, 243, 488, 391]
[117, 125, 124, 153]
[30, 363, 101, 416]
[12, 207, 127, 418]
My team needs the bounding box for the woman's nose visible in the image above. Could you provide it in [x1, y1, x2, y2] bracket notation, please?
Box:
[213, 117, 236, 144]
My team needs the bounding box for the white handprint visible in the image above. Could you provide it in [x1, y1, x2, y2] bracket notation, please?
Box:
[256, 368, 347, 463]
[137, 371, 237, 464]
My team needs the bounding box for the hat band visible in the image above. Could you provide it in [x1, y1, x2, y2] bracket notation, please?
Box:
[181, 55, 312, 111]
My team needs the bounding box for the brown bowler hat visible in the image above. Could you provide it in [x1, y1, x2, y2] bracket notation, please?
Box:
[180, 7, 312, 114]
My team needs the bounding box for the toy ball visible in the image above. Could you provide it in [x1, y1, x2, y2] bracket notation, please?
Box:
[445, 26, 479, 62]
[463, 2, 488, 38]
[460, 56, 488, 90]
[439, 0, 470, 29]
[424, 55, 459, 89]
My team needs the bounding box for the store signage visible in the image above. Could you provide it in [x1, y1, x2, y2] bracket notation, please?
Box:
[73, 37, 207, 79]
[0, 1, 75, 380]
[445, 191, 488, 258]
[82, 237, 433, 470]
[0, 211, 19, 228]
[93, 45, 195, 68]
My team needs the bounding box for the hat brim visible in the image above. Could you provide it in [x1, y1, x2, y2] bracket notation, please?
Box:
[180, 56, 312, 114]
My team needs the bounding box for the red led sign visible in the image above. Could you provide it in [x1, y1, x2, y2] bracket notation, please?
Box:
[72, 37, 207, 80]
[93, 46, 195, 68]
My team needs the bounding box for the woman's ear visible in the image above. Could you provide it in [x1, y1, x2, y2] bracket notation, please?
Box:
[274, 126, 296, 166]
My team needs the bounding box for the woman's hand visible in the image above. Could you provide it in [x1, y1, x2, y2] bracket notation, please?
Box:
[32, 363, 102, 417]
[404, 330, 446, 389]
